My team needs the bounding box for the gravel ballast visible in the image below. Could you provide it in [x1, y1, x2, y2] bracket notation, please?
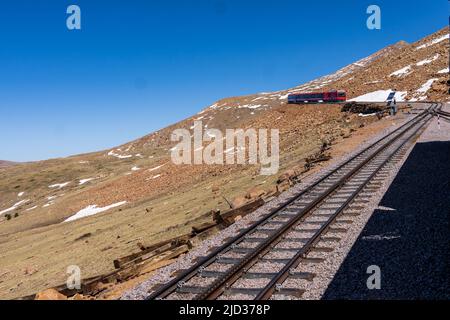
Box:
[323, 104, 450, 299]
[121, 105, 437, 300]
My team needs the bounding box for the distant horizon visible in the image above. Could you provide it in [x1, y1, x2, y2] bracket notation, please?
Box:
[1, 1, 448, 162]
[3, 26, 447, 165]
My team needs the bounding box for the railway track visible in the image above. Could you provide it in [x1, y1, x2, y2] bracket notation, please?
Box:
[147, 103, 439, 301]
[435, 108, 450, 121]
[436, 107, 450, 116]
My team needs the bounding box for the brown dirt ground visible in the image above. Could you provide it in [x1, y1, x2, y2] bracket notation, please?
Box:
[0, 104, 413, 299]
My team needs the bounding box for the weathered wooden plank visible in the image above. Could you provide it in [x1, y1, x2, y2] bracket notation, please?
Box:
[113, 233, 191, 269]
[214, 198, 265, 226]
[116, 245, 190, 282]
[192, 221, 218, 235]
[116, 242, 175, 270]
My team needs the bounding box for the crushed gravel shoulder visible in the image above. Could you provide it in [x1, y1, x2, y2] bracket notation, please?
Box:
[323, 106, 450, 299]
[121, 105, 434, 300]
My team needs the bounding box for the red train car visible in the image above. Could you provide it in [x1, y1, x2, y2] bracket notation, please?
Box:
[288, 90, 347, 104]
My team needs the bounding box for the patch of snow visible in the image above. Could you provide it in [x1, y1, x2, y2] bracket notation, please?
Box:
[417, 78, 438, 94]
[26, 206, 38, 212]
[0, 199, 29, 215]
[49, 182, 70, 189]
[205, 130, 219, 138]
[108, 150, 133, 159]
[43, 203, 53, 208]
[416, 34, 449, 50]
[409, 78, 438, 101]
[364, 80, 382, 85]
[251, 97, 266, 102]
[390, 65, 412, 77]
[190, 122, 201, 129]
[238, 104, 264, 109]
[78, 161, 89, 164]
[438, 67, 449, 74]
[18, 192, 25, 197]
[131, 166, 140, 171]
[224, 147, 235, 154]
[359, 113, 378, 117]
[416, 54, 440, 66]
[79, 178, 95, 185]
[64, 201, 127, 222]
[151, 174, 161, 179]
[47, 196, 57, 201]
[148, 164, 166, 172]
[349, 90, 407, 102]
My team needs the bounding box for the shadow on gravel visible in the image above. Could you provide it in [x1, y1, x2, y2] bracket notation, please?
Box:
[323, 141, 450, 300]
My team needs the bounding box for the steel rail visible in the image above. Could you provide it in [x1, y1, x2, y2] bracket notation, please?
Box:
[437, 114, 450, 123]
[146, 104, 435, 300]
[200, 108, 432, 300]
[255, 111, 433, 299]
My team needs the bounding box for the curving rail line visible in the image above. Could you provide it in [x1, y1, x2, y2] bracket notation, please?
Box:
[147, 103, 439, 301]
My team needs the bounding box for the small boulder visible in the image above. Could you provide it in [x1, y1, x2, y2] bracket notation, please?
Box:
[277, 180, 291, 193]
[265, 185, 280, 198]
[277, 169, 297, 184]
[70, 293, 90, 300]
[35, 289, 67, 300]
[231, 196, 248, 209]
[245, 187, 266, 200]
[24, 266, 38, 276]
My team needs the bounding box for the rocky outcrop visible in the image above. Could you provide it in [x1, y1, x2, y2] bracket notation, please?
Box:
[35, 289, 67, 300]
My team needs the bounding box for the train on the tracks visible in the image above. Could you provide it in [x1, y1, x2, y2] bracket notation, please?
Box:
[287, 90, 347, 104]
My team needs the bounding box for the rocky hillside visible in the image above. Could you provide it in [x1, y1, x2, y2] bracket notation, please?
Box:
[0, 161, 16, 168]
[0, 27, 448, 299]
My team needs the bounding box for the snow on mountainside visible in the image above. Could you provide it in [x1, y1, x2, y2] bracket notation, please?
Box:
[0, 27, 448, 299]
[1, 27, 448, 222]
[199, 29, 448, 114]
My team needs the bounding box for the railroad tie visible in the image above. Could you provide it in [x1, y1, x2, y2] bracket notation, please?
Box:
[320, 236, 342, 242]
[272, 288, 305, 298]
[310, 247, 334, 253]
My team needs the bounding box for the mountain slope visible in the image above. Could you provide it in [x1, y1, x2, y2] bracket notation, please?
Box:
[0, 27, 448, 299]
[0, 161, 16, 168]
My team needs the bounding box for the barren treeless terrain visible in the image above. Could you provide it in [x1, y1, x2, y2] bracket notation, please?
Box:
[0, 27, 448, 299]
[0, 161, 16, 169]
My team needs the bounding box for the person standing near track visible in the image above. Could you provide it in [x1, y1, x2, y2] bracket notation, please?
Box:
[390, 97, 398, 116]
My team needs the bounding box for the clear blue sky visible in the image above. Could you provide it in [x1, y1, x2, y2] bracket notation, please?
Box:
[1, 0, 448, 162]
